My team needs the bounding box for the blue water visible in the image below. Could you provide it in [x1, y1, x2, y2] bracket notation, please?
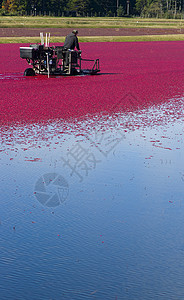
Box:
[0, 98, 184, 300]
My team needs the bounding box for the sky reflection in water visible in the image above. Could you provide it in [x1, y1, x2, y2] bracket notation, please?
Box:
[0, 94, 184, 300]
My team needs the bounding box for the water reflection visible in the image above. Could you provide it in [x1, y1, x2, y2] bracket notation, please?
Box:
[0, 95, 184, 300]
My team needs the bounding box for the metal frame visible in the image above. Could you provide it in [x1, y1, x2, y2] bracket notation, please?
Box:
[20, 46, 100, 76]
[81, 58, 100, 74]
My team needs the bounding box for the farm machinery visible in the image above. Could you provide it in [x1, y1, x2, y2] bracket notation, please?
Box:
[20, 34, 100, 77]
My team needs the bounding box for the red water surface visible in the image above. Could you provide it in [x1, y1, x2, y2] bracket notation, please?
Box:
[1, 42, 184, 125]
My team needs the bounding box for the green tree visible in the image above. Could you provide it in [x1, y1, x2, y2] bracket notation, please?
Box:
[100, 0, 116, 15]
[89, 0, 101, 15]
[141, 0, 163, 17]
[2, 0, 19, 12]
[135, 0, 147, 14]
[68, 0, 90, 15]
[2, 0, 10, 11]
[117, 4, 125, 16]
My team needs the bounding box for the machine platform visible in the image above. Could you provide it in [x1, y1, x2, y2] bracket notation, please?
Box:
[20, 44, 100, 77]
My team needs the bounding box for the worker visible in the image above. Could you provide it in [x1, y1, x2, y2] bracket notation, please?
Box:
[63, 29, 80, 51]
[63, 30, 80, 68]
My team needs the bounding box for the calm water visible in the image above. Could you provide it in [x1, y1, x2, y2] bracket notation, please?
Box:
[0, 94, 184, 300]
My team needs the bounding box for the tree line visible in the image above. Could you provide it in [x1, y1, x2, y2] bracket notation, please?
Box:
[1, 0, 184, 18]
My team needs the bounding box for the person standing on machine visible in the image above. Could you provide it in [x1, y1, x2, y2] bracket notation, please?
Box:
[63, 30, 80, 51]
[63, 30, 81, 68]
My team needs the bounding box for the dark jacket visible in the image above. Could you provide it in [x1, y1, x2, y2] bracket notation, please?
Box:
[63, 33, 80, 50]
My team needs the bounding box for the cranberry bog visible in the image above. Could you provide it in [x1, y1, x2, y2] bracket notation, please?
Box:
[1, 42, 184, 300]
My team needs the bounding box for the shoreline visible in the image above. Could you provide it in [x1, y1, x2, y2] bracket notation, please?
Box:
[1, 34, 184, 43]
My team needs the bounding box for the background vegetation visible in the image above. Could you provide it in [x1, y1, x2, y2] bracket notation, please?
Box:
[1, 0, 184, 18]
[1, 16, 184, 28]
[1, 34, 184, 43]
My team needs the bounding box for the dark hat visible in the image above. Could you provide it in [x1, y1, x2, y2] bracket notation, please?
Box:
[72, 29, 78, 34]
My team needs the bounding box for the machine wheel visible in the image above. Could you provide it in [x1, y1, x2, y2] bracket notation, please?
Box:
[24, 68, 35, 76]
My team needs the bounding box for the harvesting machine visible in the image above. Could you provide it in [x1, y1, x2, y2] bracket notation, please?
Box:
[19, 33, 100, 77]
